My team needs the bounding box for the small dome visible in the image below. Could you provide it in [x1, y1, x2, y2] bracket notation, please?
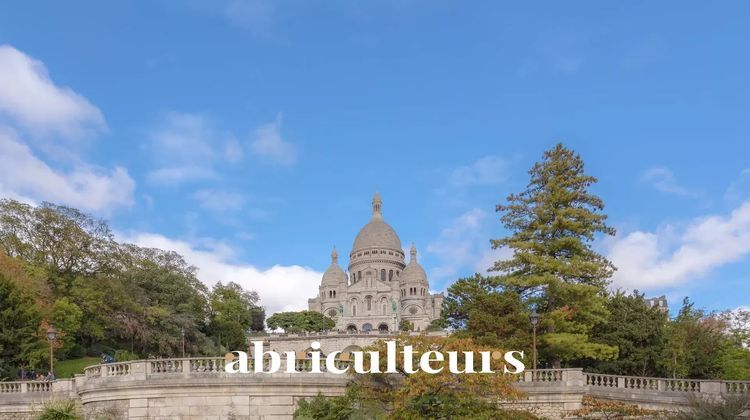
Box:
[400, 244, 428, 285]
[351, 193, 402, 253]
[322, 247, 347, 286]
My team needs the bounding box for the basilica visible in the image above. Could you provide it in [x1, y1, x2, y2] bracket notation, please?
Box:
[308, 193, 444, 332]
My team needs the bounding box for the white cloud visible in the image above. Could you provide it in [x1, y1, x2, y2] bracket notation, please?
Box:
[641, 167, 698, 198]
[223, 0, 274, 34]
[146, 112, 241, 185]
[725, 168, 750, 204]
[607, 200, 750, 290]
[0, 129, 134, 212]
[122, 232, 321, 315]
[147, 167, 217, 185]
[0, 45, 106, 139]
[192, 189, 246, 212]
[249, 114, 298, 165]
[426, 208, 504, 282]
[449, 156, 507, 188]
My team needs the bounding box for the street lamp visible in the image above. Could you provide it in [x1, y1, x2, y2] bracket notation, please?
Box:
[46, 325, 57, 377]
[529, 312, 540, 370]
[180, 328, 186, 358]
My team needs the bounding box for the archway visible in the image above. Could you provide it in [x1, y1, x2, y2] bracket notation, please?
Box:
[346, 324, 357, 333]
[362, 323, 373, 332]
[378, 323, 389, 333]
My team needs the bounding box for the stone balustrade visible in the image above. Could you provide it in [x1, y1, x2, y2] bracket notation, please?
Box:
[0, 381, 51, 393]
[1, 359, 749, 419]
[584, 372, 750, 396]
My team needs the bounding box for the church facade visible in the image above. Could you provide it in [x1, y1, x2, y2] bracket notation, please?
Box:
[308, 193, 444, 332]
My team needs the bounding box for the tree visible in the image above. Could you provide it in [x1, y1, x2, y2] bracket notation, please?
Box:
[584, 291, 667, 377]
[0, 200, 115, 280]
[208, 282, 265, 349]
[50, 297, 83, 358]
[0, 271, 44, 378]
[398, 320, 413, 332]
[717, 308, 750, 380]
[266, 311, 335, 333]
[349, 335, 527, 418]
[442, 274, 530, 351]
[658, 298, 726, 379]
[491, 143, 617, 366]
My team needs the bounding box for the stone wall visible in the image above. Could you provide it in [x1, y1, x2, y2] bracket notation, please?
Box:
[0, 358, 747, 420]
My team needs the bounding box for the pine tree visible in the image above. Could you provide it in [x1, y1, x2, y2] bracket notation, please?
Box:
[491, 143, 617, 366]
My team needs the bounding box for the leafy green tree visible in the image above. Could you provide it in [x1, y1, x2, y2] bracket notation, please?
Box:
[442, 275, 530, 351]
[717, 308, 750, 380]
[0, 272, 44, 378]
[0, 200, 115, 280]
[490, 144, 617, 366]
[266, 311, 335, 333]
[208, 282, 265, 349]
[398, 319, 414, 332]
[659, 298, 726, 379]
[50, 297, 83, 358]
[584, 291, 667, 376]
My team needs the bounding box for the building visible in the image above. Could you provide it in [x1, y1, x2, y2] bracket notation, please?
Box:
[307, 192, 443, 332]
[645, 295, 669, 314]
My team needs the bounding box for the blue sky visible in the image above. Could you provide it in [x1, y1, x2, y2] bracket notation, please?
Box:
[1, 1, 749, 314]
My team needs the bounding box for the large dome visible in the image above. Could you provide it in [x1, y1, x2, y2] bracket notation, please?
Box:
[352, 219, 402, 252]
[351, 192, 402, 253]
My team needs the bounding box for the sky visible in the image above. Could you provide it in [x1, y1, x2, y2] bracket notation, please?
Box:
[0, 1, 749, 316]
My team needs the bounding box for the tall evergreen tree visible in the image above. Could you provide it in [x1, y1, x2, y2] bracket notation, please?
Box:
[491, 143, 617, 366]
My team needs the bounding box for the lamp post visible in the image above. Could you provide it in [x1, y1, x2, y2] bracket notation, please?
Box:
[529, 312, 540, 370]
[180, 328, 185, 358]
[46, 325, 57, 376]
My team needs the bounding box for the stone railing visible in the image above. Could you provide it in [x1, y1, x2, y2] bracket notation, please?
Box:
[0, 381, 52, 393]
[584, 372, 750, 396]
[82, 356, 354, 379]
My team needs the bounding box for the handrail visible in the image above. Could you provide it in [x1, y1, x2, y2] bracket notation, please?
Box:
[0, 381, 52, 393]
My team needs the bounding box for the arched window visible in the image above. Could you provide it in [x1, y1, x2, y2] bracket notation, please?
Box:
[357, 271, 361, 282]
[366, 296, 372, 311]
[381, 269, 386, 282]
[389, 270, 393, 281]
[333, 290, 336, 298]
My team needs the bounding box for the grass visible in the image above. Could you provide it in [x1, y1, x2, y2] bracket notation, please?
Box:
[54, 357, 100, 379]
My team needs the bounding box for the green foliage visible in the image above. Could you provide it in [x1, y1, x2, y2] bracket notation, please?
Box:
[489, 144, 617, 365]
[425, 318, 445, 332]
[567, 396, 664, 419]
[208, 282, 265, 349]
[54, 357, 99, 379]
[0, 198, 264, 378]
[671, 393, 750, 420]
[294, 392, 364, 420]
[266, 310, 335, 333]
[398, 319, 413, 332]
[36, 399, 82, 420]
[114, 350, 138, 362]
[51, 298, 83, 358]
[0, 271, 45, 377]
[294, 385, 542, 420]
[442, 274, 530, 350]
[584, 291, 667, 377]
[658, 298, 726, 379]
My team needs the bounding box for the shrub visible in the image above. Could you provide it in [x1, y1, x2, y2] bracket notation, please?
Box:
[37, 399, 82, 420]
[671, 393, 750, 420]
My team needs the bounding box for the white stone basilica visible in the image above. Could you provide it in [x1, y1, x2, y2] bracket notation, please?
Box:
[308, 193, 444, 332]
